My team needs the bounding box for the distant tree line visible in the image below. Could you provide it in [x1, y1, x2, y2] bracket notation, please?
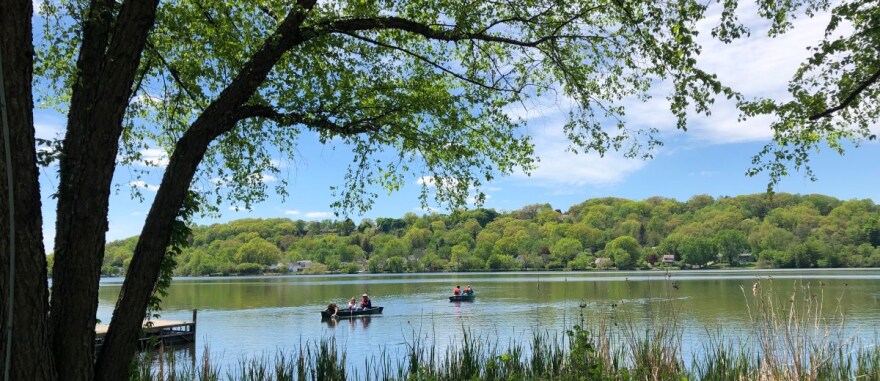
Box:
[85, 193, 880, 276]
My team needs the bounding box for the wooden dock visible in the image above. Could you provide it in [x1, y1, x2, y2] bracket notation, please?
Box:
[95, 310, 197, 349]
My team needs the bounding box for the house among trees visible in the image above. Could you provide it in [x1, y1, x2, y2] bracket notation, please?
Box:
[662, 255, 676, 264]
[292, 260, 313, 273]
[269, 263, 291, 273]
[594, 257, 613, 269]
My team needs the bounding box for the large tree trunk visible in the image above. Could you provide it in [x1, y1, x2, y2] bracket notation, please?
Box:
[94, 4, 315, 379]
[94, 117, 228, 381]
[0, 0, 55, 380]
[48, 0, 159, 379]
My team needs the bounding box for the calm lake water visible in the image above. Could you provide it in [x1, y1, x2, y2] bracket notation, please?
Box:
[97, 269, 880, 370]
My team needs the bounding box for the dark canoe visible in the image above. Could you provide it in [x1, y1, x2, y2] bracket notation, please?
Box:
[449, 294, 475, 302]
[321, 306, 383, 319]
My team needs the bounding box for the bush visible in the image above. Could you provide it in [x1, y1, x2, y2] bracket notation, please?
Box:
[486, 254, 519, 271]
[301, 263, 328, 275]
[235, 262, 264, 275]
[568, 253, 595, 271]
[344, 263, 361, 274]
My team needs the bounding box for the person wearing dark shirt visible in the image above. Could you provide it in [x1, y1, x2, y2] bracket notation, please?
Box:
[325, 303, 339, 317]
[464, 285, 473, 295]
[360, 293, 372, 309]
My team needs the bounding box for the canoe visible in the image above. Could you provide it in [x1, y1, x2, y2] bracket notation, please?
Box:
[449, 294, 475, 302]
[321, 306, 383, 319]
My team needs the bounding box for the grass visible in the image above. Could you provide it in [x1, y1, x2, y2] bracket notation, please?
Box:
[131, 280, 880, 380]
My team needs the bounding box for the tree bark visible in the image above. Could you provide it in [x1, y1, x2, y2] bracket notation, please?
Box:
[94, 3, 316, 379]
[0, 0, 55, 379]
[48, 0, 159, 379]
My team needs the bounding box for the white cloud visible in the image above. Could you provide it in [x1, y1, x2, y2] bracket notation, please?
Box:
[137, 148, 169, 168]
[673, 5, 835, 143]
[229, 206, 242, 212]
[613, 6, 835, 146]
[618, 91, 678, 134]
[685, 101, 777, 144]
[34, 121, 63, 140]
[270, 159, 289, 169]
[466, 193, 492, 205]
[503, 93, 574, 122]
[33, 0, 47, 15]
[517, 121, 649, 186]
[695, 4, 833, 99]
[691, 171, 718, 177]
[131, 92, 164, 107]
[284, 210, 301, 215]
[129, 180, 159, 192]
[255, 173, 277, 183]
[305, 212, 334, 219]
[528, 150, 648, 186]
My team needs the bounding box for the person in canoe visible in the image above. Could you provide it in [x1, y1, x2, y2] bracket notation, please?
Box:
[347, 297, 357, 311]
[464, 285, 474, 295]
[453, 285, 461, 296]
[325, 303, 339, 318]
[359, 293, 372, 310]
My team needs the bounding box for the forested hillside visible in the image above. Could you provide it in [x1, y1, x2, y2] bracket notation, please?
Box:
[93, 193, 880, 276]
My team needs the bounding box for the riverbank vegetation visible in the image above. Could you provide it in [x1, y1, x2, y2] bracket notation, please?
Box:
[93, 192, 880, 277]
[89, 193, 880, 276]
[130, 280, 880, 380]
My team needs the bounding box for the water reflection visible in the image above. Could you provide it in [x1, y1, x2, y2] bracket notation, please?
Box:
[322, 316, 373, 330]
[145, 343, 196, 373]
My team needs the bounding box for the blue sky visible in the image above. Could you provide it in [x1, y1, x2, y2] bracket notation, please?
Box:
[33, 2, 880, 249]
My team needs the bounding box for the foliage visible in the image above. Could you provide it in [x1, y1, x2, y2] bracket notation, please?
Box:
[549, 238, 583, 269]
[679, 237, 717, 268]
[715, 229, 749, 265]
[606, 236, 641, 270]
[104, 193, 880, 275]
[235, 237, 283, 266]
[741, 1, 880, 190]
[486, 254, 519, 271]
[147, 193, 198, 319]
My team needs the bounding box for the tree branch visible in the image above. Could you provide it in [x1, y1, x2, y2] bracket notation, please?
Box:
[235, 104, 385, 135]
[145, 40, 206, 107]
[809, 66, 880, 121]
[337, 32, 515, 92]
[321, 16, 591, 48]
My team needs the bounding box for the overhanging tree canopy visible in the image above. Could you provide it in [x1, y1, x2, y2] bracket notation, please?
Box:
[3, 0, 875, 380]
[742, 1, 880, 187]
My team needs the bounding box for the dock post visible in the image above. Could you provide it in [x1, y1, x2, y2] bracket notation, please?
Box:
[192, 309, 197, 336]
[191, 309, 198, 369]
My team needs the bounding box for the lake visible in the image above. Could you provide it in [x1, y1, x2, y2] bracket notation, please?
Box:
[97, 269, 880, 371]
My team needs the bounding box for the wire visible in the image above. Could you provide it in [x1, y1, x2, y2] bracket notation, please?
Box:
[1, 36, 18, 381]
